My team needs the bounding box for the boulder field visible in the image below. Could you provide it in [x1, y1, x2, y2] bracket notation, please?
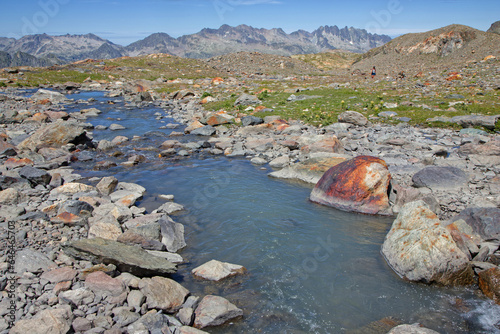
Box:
[0, 84, 498, 333]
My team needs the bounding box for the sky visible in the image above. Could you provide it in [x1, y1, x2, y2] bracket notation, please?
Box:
[0, 0, 498, 45]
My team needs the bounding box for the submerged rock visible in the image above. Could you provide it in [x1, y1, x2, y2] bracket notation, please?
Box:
[62, 237, 177, 276]
[382, 200, 474, 285]
[192, 259, 246, 281]
[387, 324, 440, 334]
[310, 156, 392, 215]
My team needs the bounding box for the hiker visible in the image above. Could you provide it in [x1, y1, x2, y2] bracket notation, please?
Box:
[371, 66, 376, 79]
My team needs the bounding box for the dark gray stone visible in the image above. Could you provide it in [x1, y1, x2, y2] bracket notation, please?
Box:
[412, 166, 468, 190]
[18, 166, 51, 186]
[234, 93, 261, 106]
[15, 248, 56, 274]
[449, 208, 500, 241]
[58, 200, 94, 217]
[190, 125, 216, 136]
[241, 116, 264, 127]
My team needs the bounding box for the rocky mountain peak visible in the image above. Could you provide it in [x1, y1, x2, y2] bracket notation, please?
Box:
[488, 20, 500, 35]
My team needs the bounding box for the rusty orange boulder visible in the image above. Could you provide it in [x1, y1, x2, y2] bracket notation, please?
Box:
[310, 156, 392, 215]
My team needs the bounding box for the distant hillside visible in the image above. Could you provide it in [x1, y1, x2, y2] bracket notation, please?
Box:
[0, 51, 59, 68]
[292, 50, 362, 70]
[0, 24, 391, 68]
[351, 24, 500, 75]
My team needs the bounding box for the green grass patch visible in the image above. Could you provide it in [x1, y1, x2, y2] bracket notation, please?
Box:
[15, 70, 108, 87]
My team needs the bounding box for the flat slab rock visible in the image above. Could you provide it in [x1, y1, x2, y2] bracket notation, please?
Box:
[192, 259, 246, 281]
[269, 156, 347, 184]
[412, 166, 468, 191]
[194, 295, 243, 329]
[62, 237, 177, 276]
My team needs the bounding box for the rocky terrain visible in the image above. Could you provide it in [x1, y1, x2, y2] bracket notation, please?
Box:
[0, 24, 390, 68]
[0, 21, 499, 333]
[352, 24, 500, 76]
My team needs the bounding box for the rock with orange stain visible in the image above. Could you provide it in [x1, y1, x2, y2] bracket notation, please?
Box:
[200, 96, 215, 104]
[51, 212, 86, 225]
[184, 120, 205, 134]
[310, 156, 392, 215]
[446, 73, 462, 81]
[300, 136, 344, 154]
[211, 77, 224, 85]
[479, 267, 500, 304]
[201, 111, 234, 126]
[3, 157, 33, 169]
[382, 200, 474, 286]
[29, 112, 49, 122]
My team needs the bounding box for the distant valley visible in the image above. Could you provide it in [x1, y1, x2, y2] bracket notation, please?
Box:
[0, 24, 390, 68]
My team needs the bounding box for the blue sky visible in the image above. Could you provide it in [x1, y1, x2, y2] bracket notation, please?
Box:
[0, 0, 498, 45]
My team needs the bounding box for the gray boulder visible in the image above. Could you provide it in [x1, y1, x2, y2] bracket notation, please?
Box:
[234, 93, 261, 106]
[412, 166, 468, 191]
[194, 295, 243, 329]
[448, 208, 500, 241]
[381, 201, 474, 285]
[139, 276, 189, 313]
[159, 216, 187, 252]
[62, 237, 177, 276]
[241, 116, 264, 127]
[15, 248, 56, 274]
[191, 125, 216, 136]
[450, 115, 500, 130]
[18, 166, 51, 186]
[30, 89, 71, 104]
[17, 121, 89, 152]
[337, 110, 368, 126]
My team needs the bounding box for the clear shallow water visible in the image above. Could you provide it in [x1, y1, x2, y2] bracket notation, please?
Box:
[70, 92, 500, 333]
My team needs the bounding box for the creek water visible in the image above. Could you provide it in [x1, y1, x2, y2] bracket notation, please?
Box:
[61, 91, 500, 333]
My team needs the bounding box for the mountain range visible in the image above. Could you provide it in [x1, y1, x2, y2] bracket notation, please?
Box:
[0, 24, 391, 68]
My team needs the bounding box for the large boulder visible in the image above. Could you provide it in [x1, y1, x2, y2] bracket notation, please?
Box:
[337, 110, 368, 126]
[381, 201, 474, 285]
[412, 166, 468, 191]
[62, 237, 177, 276]
[30, 89, 71, 104]
[310, 156, 392, 215]
[17, 121, 90, 152]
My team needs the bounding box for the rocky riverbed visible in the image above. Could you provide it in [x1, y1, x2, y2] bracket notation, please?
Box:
[0, 82, 499, 334]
